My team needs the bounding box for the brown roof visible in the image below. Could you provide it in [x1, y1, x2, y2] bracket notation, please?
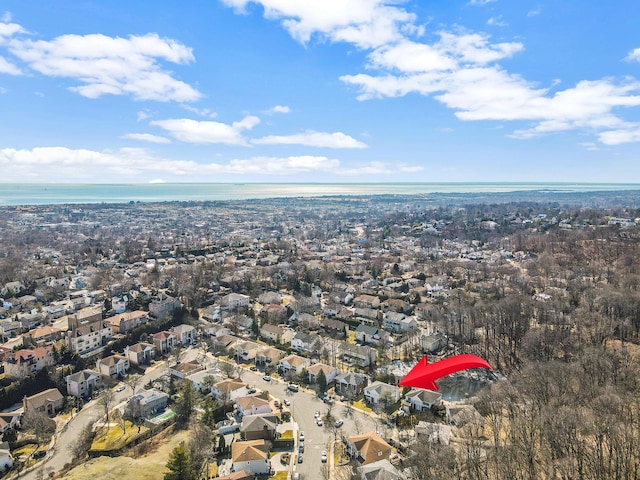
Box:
[214, 379, 245, 394]
[231, 440, 269, 462]
[349, 431, 392, 465]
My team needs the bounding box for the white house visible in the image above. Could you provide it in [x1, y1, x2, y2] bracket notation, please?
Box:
[277, 354, 311, 375]
[231, 440, 270, 475]
[403, 389, 442, 412]
[363, 381, 400, 405]
[171, 324, 197, 345]
[221, 293, 250, 310]
[290, 332, 322, 353]
[382, 312, 417, 333]
[96, 354, 130, 377]
[212, 379, 249, 401]
[307, 363, 339, 384]
[236, 395, 273, 417]
[65, 369, 102, 398]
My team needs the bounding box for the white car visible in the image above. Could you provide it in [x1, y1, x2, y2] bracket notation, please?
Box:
[263, 375, 271, 382]
[299, 431, 304, 442]
[314, 411, 321, 419]
[321, 450, 327, 463]
[316, 418, 323, 427]
[284, 399, 291, 406]
[116, 386, 126, 392]
[334, 419, 344, 428]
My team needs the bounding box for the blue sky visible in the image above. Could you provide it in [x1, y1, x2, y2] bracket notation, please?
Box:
[1, 1, 640, 183]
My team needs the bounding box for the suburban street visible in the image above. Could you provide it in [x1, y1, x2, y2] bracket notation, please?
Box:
[18, 359, 171, 480]
[237, 365, 383, 479]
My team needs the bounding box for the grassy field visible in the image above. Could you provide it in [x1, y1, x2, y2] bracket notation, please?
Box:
[60, 428, 191, 480]
[89, 421, 149, 452]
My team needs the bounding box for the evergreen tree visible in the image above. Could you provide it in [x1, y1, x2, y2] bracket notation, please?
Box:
[175, 380, 195, 428]
[164, 442, 195, 480]
[317, 368, 328, 395]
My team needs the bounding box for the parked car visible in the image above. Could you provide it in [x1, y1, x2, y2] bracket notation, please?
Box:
[321, 450, 327, 463]
[288, 384, 299, 392]
[316, 418, 323, 427]
[334, 419, 344, 428]
[33, 450, 47, 459]
[263, 375, 271, 382]
[284, 399, 291, 406]
[247, 388, 257, 394]
[322, 396, 334, 405]
[298, 454, 304, 463]
[116, 385, 126, 392]
[299, 431, 304, 442]
[299, 442, 304, 453]
[250, 366, 257, 371]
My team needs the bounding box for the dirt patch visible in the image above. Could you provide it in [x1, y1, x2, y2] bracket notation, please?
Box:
[58, 427, 190, 480]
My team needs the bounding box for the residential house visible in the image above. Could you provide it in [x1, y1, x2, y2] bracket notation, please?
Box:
[346, 431, 393, 466]
[65, 369, 102, 398]
[216, 472, 254, 480]
[341, 343, 378, 368]
[403, 389, 442, 412]
[277, 354, 311, 376]
[255, 346, 285, 367]
[236, 395, 272, 417]
[25, 325, 62, 346]
[260, 304, 287, 322]
[169, 361, 203, 379]
[0, 413, 20, 434]
[359, 459, 404, 480]
[67, 318, 113, 355]
[353, 295, 380, 310]
[420, 333, 447, 353]
[319, 318, 348, 338]
[105, 310, 149, 334]
[212, 379, 249, 402]
[187, 368, 221, 393]
[335, 372, 369, 397]
[231, 440, 270, 475]
[23, 388, 64, 416]
[203, 322, 230, 338]
[240, 414, 277, 441]
[260, 324, 294, 345]
[220, 293, 250, 310]
[96, 354, 130, 378]
[307, 363, 339, 385]
[364, 381, 400, 406]
[382, 312, 417, 333]
[149, 292, 181, 319]
[171, 324, 196, 345]
[128, 388, 169, 418]
[415, 421, 452, 445]
[355, 324, 389, 346]
[382, 298, 411, 314]
[124, 342, 155, 366]
[234, 341, 262, 363]
[3, 347, 55, 379]
[152, 330, 178, 355]
[295, 312, 321, 330]
[290, 332, 322, 354]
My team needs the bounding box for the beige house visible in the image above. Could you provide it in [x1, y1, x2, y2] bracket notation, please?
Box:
[346, 431, 393, 465]
[124, 342, 155, 366]
[231, 440, 270, 475]
[3, 346, 55, 379]
[105, 310, 149, 334]
[23, 388, 64, 416]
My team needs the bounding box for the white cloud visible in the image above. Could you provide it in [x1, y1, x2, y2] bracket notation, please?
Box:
[220, 0, 416, 49]
[268, 105, 291, 114]
[0, 56, 20, 74]
[0, 146, 346, 180]
[121, 133, 172, 144]
[181, 104, 218, 118]
[229, 2, 640, 146]
[1, 12, 11, 23]
[578, 142, 598, 151]
[626, 48, 640, 63]
[487, 16, 508, 27]
[0, 86, 6, 94]
[337, 161, 393, 175]
[597, 125, 640, 145]
[252, 130, 368, 148]
[137, 110, 151, 122]
[148, 178, 166, 183]
[150, 115, 260, 145]
[527, 7, 542, 17]
[8, 32, 201, 101]
[0, 20, 25, 40]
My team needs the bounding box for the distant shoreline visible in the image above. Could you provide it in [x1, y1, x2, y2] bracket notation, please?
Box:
[1, 182, 639, 207]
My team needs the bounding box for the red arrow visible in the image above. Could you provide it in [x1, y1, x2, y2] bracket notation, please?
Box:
[399, 354, 492, 391]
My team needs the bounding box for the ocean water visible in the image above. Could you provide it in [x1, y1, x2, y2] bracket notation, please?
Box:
[0, 182, 639, 206]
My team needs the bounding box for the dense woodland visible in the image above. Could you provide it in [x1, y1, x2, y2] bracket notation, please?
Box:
[2, 195, 640, 479]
